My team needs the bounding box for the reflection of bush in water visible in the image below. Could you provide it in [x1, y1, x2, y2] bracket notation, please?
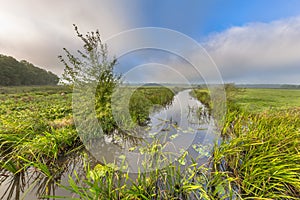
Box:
[129, 87, 175, 126]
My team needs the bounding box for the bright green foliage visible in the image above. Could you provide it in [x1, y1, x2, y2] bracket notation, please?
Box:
[61, 150, 215, 200]
[233, 88, 300, 113]
[193, 86, 300, 199]
[64, 86, 300, 199]
[190, 89, 211, 110]
[59, 25, 121, 134]
[1, 84, 300, 199]
[0, 86, 178, 199]
[215, 108, 300, 199]
[191, 83, 243, 111]
[0, 86, 81, 174]
[129, 87, 175, 125]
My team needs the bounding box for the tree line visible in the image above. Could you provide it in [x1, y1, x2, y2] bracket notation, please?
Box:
[0, 54, 59, 86]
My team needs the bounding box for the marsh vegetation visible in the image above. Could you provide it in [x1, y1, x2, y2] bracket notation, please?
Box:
[1, 25, 300, 199]
[1, 85, 300, 199]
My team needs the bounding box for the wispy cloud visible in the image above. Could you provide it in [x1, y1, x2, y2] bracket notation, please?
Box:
[136, 16, 300, 84]
[1, 1, 299, 84]
[0, 0, 142, 75]
[204, 16, 300, 83]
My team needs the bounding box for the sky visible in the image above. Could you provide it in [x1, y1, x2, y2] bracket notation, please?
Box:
[1, 0, 300, 84]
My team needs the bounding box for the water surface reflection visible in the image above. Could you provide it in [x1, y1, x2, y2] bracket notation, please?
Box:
[0, 89, 216, 199]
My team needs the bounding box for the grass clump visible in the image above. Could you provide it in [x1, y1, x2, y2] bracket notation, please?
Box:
[0, 87, 82, 175]
[213, 107, 300, 199]
[60, 152, 222, 200]
[190, 89, 212, 110]
[192, 85, 300, 198]
[129, 86, 175, 125]
[2, 84, 300, 199]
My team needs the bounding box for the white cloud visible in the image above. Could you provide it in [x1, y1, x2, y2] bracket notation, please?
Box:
[117, 16, 300, 84]
[204, 16, 300, 83]
[1, 2, 299, 84]
[0, 0, 142, 75]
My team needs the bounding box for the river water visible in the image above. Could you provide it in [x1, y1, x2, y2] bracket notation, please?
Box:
[0, 89, 218, 199]
[143, 89, 217, 167]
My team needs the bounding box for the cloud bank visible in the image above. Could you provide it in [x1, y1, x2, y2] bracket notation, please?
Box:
[0, 0, 142, 75]
[119, 16, 300, 84]
[0, 1, 299, 84]
[204, 16, 300, 83]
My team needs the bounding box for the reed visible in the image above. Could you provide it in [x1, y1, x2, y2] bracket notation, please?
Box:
[1, 85, 300, 199]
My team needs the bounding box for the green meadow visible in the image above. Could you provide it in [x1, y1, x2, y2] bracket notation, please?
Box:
[0, 85, 299, 199]
[234, 88, 300, 112]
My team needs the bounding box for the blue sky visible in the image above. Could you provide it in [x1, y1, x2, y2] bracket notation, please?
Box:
[137, 0, 300, 38]
[1, 0, 300, 84]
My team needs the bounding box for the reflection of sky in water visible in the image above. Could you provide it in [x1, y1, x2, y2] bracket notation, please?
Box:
[0, 89, 218, 199]
[149, 89, 204, 133]
[130, 89, 218, 169]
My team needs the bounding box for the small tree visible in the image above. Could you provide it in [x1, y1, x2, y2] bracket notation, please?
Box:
[59, 25, 122, 134]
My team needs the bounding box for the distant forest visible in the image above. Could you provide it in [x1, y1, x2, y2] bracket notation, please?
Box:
[0, 54, 59, 86]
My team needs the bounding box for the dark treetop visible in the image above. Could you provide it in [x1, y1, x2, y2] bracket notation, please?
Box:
[0, 54, 59, 86]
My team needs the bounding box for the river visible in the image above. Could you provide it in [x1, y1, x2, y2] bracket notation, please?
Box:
[0, 89, 218, 199]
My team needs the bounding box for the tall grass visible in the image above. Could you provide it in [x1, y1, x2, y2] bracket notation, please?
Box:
[59, 151, 218, 200]
[214, 108, 300, 199]
[129, 87, 175, 125]
[192, 85, 300, 198]
[0, 86, 83, 199]
[1, 86, 300, 199]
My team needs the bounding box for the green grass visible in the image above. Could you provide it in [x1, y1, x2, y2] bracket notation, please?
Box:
[0, 86, 179, 199]
[0, 86, 79, 173]
[0, 85, 70, 94]
[190, 89, 211, 110]
[192, 86, 300, 199]
[1, 86, 300, 199]
[215, 108, 300, 199]
[192, 87, 300, 113]
[129, 86, 175, 125]
[0, 85, 175, 166]
[234, 88, 300, 112]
